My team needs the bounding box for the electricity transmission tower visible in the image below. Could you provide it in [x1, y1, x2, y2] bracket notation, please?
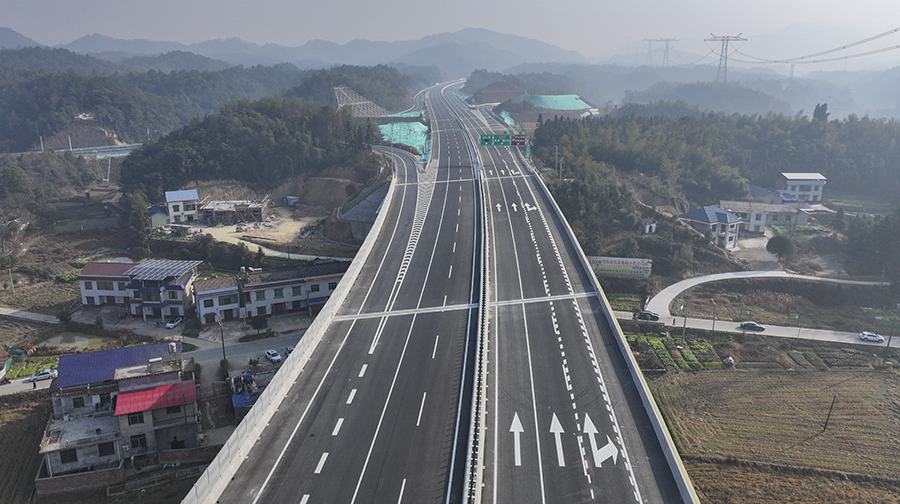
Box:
[657, 38, 678, 67]
[644, 38, 678, 66]
[643, 39, 655, 65]
[705, 33, 746, 83]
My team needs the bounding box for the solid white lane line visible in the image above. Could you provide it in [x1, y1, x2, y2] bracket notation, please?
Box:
[398, 479, 407, 503]
[359, 364, 368, 377]
[314, 452, 328, 474]
[332, 418, 344, 436]
[432, 335, 440, 359]
[416, 392, 427, 426]
[347, 389, 357, 404]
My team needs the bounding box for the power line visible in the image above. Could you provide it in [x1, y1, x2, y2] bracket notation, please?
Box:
[733, 44, 900, 65]
[736, 25, 900, 64]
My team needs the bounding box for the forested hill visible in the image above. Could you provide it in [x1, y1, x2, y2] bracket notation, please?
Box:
[0, 48, 416, 154]
[536, 108, 900, 204]
[120, 96, 377, 201]
[0, 72, 198, 153]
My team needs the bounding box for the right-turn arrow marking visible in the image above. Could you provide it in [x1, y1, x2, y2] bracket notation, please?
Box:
[583, 413, 619, 468]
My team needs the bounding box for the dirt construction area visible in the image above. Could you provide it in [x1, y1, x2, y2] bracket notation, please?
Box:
[199, 204, 360, 258]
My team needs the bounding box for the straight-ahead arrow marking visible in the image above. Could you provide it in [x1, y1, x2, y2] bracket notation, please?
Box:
[550, 413, 565, 467]
[510, 413, 524, 466]
[496, 203, 502, 212]
[511, 203, 518, 212]
[583, 413, 619, 468]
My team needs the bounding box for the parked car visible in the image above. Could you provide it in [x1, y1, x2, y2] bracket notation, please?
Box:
[165, 317, 184, 329]
[637, 310, 660, 321]
[739, 321, 765, 331]
[859, 331, 885, 343]
[29, 369, 58, 382]
[265, 349, 282, 363]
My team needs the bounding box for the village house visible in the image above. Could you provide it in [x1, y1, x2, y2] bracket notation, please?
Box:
[194, 261, 351, 326]
[679, 205, 742, 249]
[35, 342, 198, 496]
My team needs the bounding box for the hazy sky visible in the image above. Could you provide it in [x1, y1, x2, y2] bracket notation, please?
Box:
[7, 0, 900, 64]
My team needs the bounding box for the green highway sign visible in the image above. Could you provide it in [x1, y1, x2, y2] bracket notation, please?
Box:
[480, 134, 510, 146]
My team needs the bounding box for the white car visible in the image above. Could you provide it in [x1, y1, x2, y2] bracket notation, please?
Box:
[29, 369, 58, 382]
[165, 317, 184, 329]
[859, 331, 885, 343]
[265, 349, 282, 363]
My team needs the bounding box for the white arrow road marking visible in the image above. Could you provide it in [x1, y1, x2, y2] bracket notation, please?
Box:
[583, 414, 619, 468]
[511, 203, 518, 212]
[550, 413, 565, 467]
[496, 203, 502, 212]
[510, 413, 524, 466]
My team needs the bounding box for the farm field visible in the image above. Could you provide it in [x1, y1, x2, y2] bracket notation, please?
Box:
[652, 368, 900, 502]
[0, 391, 52, 503]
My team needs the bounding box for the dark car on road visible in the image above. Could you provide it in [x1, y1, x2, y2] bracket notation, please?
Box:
[739, 321, 765, 331]
[637, 310, 660, 321]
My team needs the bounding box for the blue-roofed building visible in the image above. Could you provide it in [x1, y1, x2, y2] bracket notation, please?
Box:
[679, 205, 742, 249]
[165, 189, 201, 224]
[147, 204, 169, 228]
[36, 342, 199, 494]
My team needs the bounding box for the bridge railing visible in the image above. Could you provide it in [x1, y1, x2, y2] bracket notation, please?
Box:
[512, 147, 701, 504]
[181, 151, 402, 504]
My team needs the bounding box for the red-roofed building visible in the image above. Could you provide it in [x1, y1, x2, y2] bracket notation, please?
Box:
[77, 261, 134, 307]
[116, 380, 200, 458]
[35, 342, 200, 496]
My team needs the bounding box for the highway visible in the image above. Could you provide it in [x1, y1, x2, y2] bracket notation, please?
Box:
[212, 82, 481, 504]
[187, 82, 694, 504]
[447, 94, 691, 502]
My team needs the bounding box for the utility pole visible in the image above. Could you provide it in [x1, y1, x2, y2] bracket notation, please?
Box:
[705, 33, 747, 83]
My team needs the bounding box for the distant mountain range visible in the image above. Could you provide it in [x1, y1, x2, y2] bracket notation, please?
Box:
[0, 27, 585, 78]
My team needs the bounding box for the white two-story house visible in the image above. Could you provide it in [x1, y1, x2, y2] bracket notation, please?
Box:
[77, 261, 134, 307]
[679, 205, 742, 249]
[165, 190, 201, 224]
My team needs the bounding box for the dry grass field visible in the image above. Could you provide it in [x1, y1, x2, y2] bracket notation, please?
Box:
[652, 368, 900, 502]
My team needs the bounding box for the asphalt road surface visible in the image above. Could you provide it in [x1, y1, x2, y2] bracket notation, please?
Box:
[217, 82, 480, 504]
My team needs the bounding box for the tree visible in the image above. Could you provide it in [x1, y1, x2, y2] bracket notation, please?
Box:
[833, 207, 845, 232]
[250, 315, 268, 335]
[813, 103, 829, 122]
[766, 234, 796, 260]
